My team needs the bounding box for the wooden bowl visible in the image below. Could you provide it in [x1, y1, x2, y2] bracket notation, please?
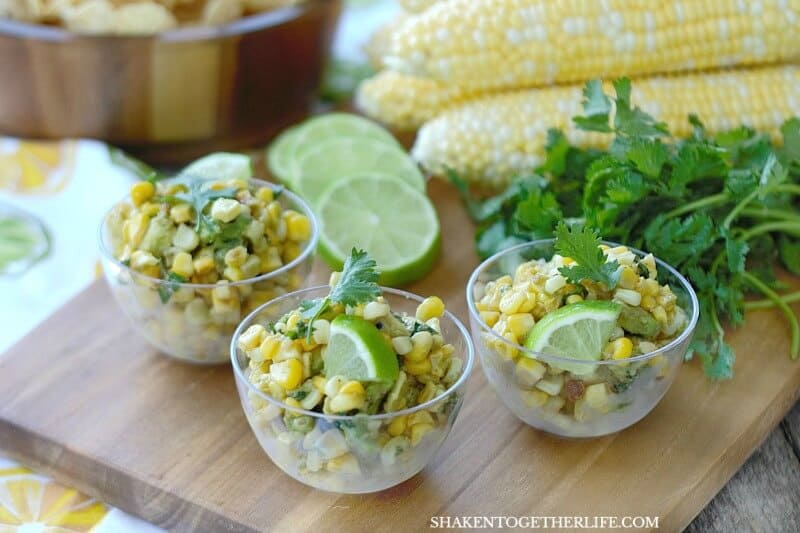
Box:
[0, 0, 342, 165]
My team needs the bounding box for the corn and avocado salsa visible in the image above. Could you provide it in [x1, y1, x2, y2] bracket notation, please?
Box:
[235, 251, 465, 491]
[475, 243, 688, 429]
[103, 177, 314, 363]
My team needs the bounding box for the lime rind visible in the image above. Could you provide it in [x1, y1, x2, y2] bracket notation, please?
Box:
[524, 301, 622, 375]
[182, 152, 253, 182]
[266, 125, 302, 186]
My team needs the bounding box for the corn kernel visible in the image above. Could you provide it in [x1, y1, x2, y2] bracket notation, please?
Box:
[544, 275, 566, 294]
[416, 296, 445, 321]
[417, 382, 438, 404]
[392, 336, 412, 355]
[312, 319, 330, 344]
[619, 267, 638, 289]
[339, 381, 365, 396]
[259, 335, 281, 361]
[123, 213, 150, 248]
[521, 389, 549, 408]
[256, 186, 274, 203]
[223, 266, 245, 282]
[408, 410, 435, 427]
[329, 392, 365, 412]
[210, 198, 242, 223]
[171, 252, 194, 279]
[410, 423, 434, 446]
[130, 250, 159, 272]
[270, 358, 303, 390]
[480, 310, 500, 327]
[286, 212, 312, 242]
[565, 294, 584, 305]
[652, 306, 668, 324]
[326, 453, 360, 474]
[237, 324, 266, 351]
[507, 313, 534, 340]
[324, 375, 347, 397]
[404, 358, 432, 376]
[363, 301, 390, 321]
[607, 337, 634, 360]
[193, 256, 215, 275]
[284, 397, 301, 409]
[614, 288, 642, 307]
[515, 357, 546, 387]
[311, 375, 327, 393]
[406, 331, 433, 362]
[170, 204, 193, 224]
[387, 415, 408, 437]
[224, 245, 248, 267]
[499, 291, 525, 314]
[130, 181, 155, 206]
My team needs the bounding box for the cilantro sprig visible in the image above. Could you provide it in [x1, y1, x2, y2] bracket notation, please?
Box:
[453, 77, 800, 380]
[554, 222, 620, 289]
[300, 249, 381, 342]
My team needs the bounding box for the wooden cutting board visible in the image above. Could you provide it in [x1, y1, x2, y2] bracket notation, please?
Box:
[1, 179, 799, 532]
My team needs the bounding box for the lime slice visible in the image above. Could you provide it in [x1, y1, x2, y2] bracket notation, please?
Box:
[182, 152, 253, 182]
[295, 137, 424, 207]
[0, 203, 50, 276]
[290, 113, 399, 165]
[266, 125, 302, 186]
[324, 315, 400, 382]
[317, 173, 439, 286]
[524, 301, 622, 375]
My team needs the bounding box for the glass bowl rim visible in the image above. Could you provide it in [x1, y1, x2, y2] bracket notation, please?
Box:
[97, 176, 319, 289]
[230, 284, 476, 421]
[0, 0, 336, 42]
[466, 238, 700, 366]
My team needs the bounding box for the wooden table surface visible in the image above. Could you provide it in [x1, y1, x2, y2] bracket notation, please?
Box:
[688, 402, 800, 532]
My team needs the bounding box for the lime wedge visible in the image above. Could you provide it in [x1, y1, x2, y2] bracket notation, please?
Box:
[295, 137, 424, 207]
[524, 301, 622, 375]
[266, 125, 302, 186]
[324, 315, 400, 382]
[317, 173, 439, 286]
[182, 152, 252, 182]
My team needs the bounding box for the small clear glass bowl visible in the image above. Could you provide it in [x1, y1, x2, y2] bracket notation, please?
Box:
[231, 286, 475, 493]
[98, 178, 318, 365]
[466, 240, 699, 438]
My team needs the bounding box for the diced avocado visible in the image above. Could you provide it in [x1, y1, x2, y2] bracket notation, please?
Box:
[139, 215, 175, 254]
[618, 304, 661, 338]
[363, 381, 391, 415]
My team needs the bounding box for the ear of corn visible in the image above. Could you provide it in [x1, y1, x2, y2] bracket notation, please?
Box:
[398, 0, 440, 13]
[356, 71, 482, 131]
[386, 0, 800, 92]
[411, 65, 800, 187]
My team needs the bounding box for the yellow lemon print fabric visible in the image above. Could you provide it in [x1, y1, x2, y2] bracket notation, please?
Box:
[0, 466, 107, 532]
[0, 141, 77, 195]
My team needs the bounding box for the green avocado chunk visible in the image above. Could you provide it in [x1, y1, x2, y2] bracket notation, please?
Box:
[618, 304, 661, 338]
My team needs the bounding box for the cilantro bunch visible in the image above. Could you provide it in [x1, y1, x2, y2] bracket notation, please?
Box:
[452, 78, 800, 379]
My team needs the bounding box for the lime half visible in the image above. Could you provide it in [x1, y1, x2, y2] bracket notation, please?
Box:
[317, 173, 439, 286]
[267, 125, 303, 186]
[524, 301, 622, 375]
[295, 137, 424, 207]
[182, 152, 253, 182]
[324, 315, 400, 382]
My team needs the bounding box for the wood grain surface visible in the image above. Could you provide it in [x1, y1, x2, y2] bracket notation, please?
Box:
[1, 179, 799, 532]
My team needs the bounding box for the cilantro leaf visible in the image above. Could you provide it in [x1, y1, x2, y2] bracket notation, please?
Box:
[171, 176, 238, 231]
[157, 272, 187, 303]
[300, 249, 381, 342]
[330, 249, 381, 306]
[779, 236, 800, 275]
[643, 213, 717, 267]
[725, 234, 749, 274]
[778, 118, 800, 167]
[572, 80, 612, 132]
[554, 222, 620, 288]
[625, 137, 669, 178]
[611, 78, 669, 138]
